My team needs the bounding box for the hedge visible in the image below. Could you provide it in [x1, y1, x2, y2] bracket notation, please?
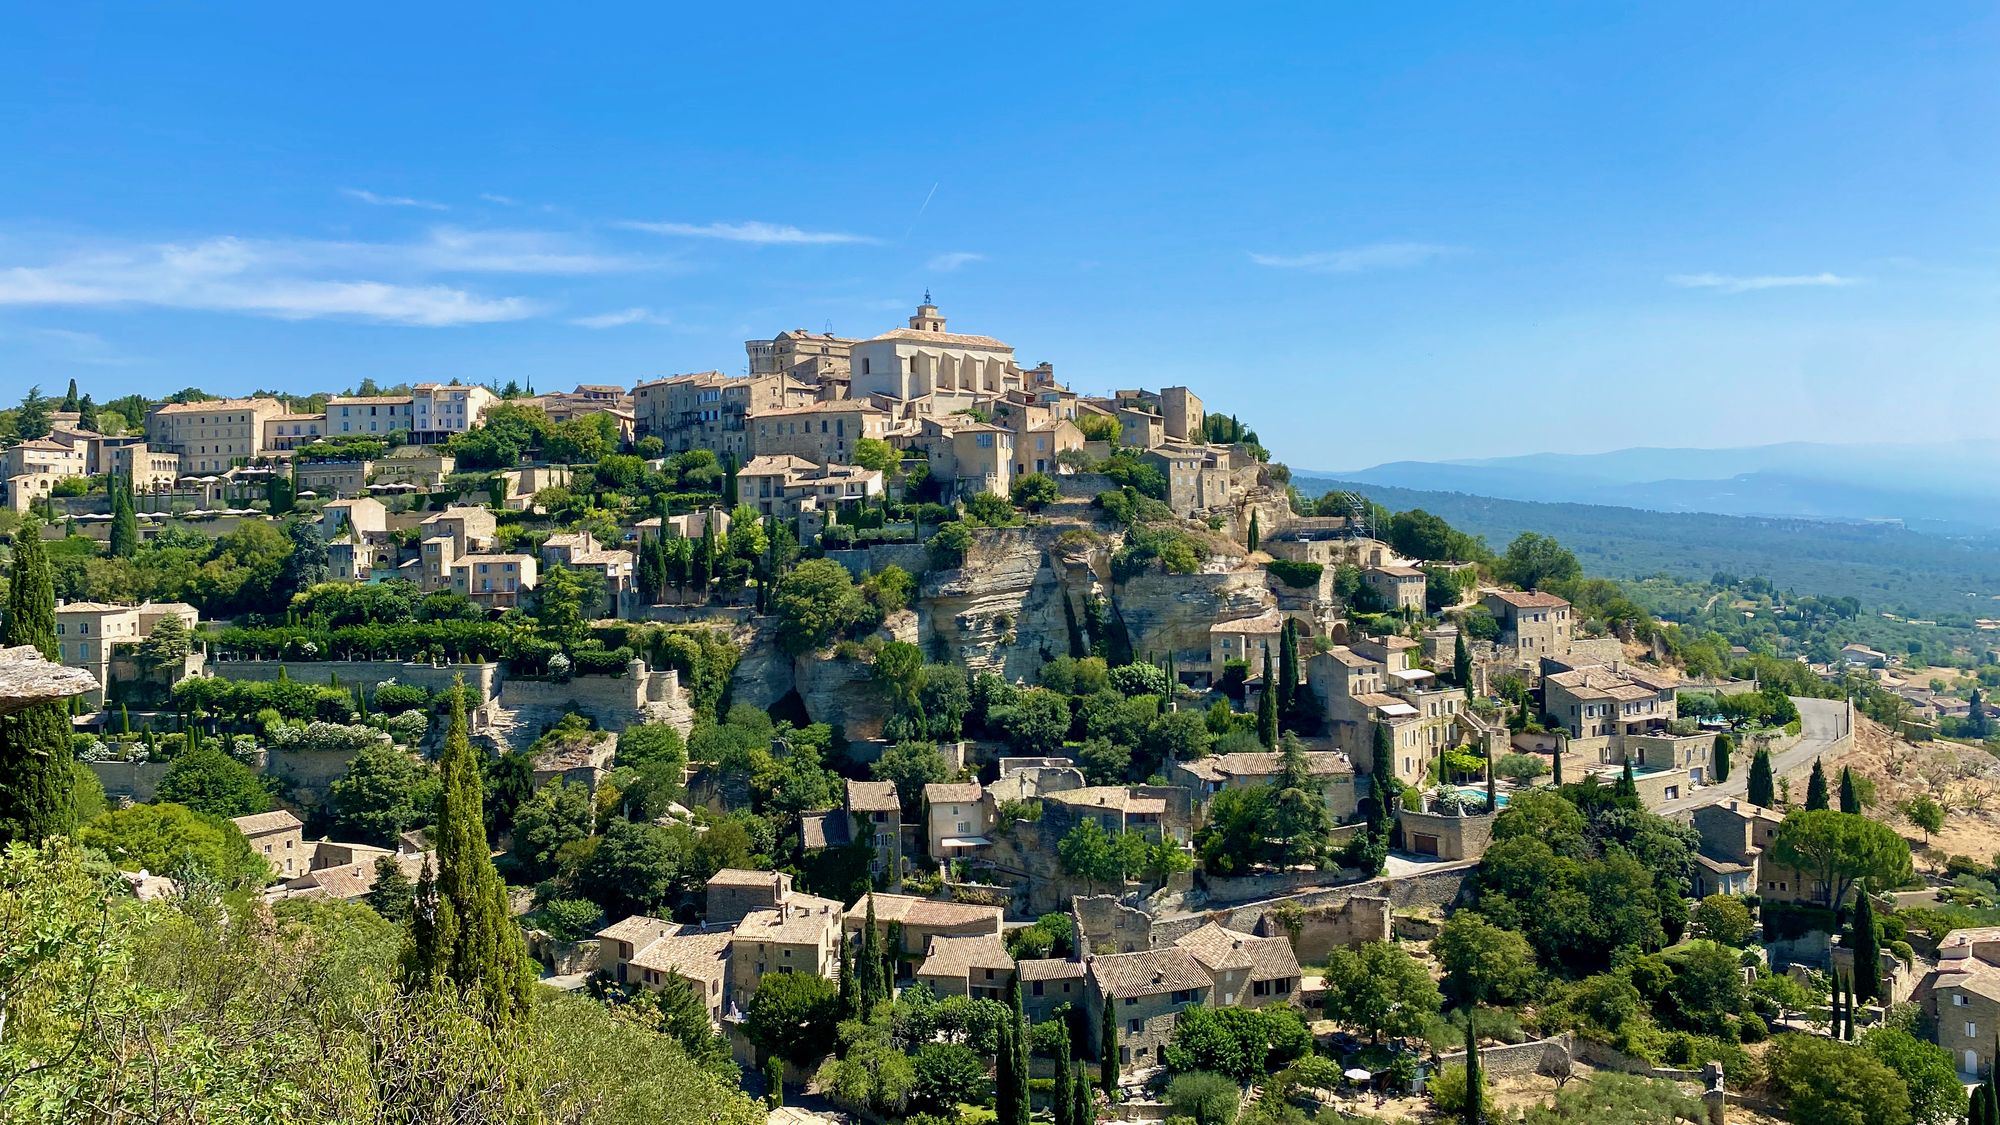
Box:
[1265, 560, 1324, 588]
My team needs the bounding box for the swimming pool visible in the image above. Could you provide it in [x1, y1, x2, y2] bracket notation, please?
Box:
[1453, 786, 1509, 809]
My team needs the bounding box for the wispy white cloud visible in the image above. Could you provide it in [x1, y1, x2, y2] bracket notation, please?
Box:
[479, 193, 520, 206]
[618, 220, 876, 245]
[0, 235, 539, 326]
[341, 187, 449, 211]
[926, 251, 984, 272]
[1249, 242, 1462, 273]
[569, 307, 672, 329]
[1666, 272, 1860, 294]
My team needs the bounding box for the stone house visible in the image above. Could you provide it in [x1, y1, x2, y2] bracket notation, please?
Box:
[145, 397, 286, 474]
[915, 932, 1016, 1000]
[1394, 802, 1495, 860]
[845, 893, 1004, 960]
[747, 401, 891, 465]
[1542, 663, 1681, 764]
[845, 779, 904, 878]
[923, 781, 991, 862]
[419, 506, 498, 590]
[1922, 926, 2000, 1079]
[55, 600, 199, 705]
[231, 809, 306, 878]
[1692, 798, 1816, 904]
[728, 891, 844, 1006]
[1018, 958, 1089, 1024]
[1208, 608, 1286, 680]
[1172, 921, 1301, 1007]
[847, 303, 1027, 406]
[1086, 948, 1212, 1074]
[1481, 589, 1573, 661]
[1, 438, 87, 509]
[1362, 564, 1427, 613]
[1168, 750, 1358, 827]
[738, 455, 884, 521]
[1142, 443, 1234, 518]
[529, 729, 617, 793]
[1312, 635, 1467, 786]
[704, 868, 793, 925]
[449, 553, 537, 609]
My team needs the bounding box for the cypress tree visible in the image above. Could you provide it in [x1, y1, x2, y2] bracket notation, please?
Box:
[1615, 758, 1639, 803]
[1072, 1063, 1092, 1125]
[1247, 510, 1260, 553]
[723, 453, 739, 507]
[996, 1016, 1017, 1125]
[1806, 758, 1830, 811]
[1839, 766, 1862, 814]
[1712, 732, 1732, 783]
[1747, 748, 1775, 808]
[0, 517, 76, 845]
[61, 378, 78, 413]
[1053, 1021, 1074, 1125]
[1552, 731, 1565, 787]
[77, 394, 98, 434]
[1256, 646, 1278, 749]
[1278, 617, 1299, 718]
[1453, 632, 1472, 693]
[1099, 993, 1118, 1094]
[858, 895, 883, 1008]
[1463, 1007, 1482, 1125]
[1852, 880, 1881, 1005]
[108, 471, 138, 559]
[837, 932, 859, 1018]
[403, 677, 532, 1024]
[1009, 978, 1031, 1125]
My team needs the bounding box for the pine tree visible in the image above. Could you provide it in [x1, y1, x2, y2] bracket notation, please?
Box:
[1852, 880, 1881, 1005]
[1463, 1007, 1483, 1125]
[1712, 732, 1732, 783]
[1747, 748, 1775, 808]
[1247, 510, 1260, 553]
[1099, 992, 1118, 1094]
[1839, 766, 1862, 814]
[1256, 646, 1278, 749]
[1806, 758, 1830, 811]
[14, 387, 50, 443]
[402, 677, 533, 1024]
[1278, 617, 1299, 718]
[1453, 632, 1472, 693]
[0, 517, 76, 845]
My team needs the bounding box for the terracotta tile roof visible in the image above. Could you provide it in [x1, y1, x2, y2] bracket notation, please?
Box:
[631, 928, 732, 983]
[1486, 588, 1570, 609]
[847, 893, 1002, 933]
[1176, 751, 1353, 783]
[800, 810, 850, 850]
[1087, 948, 1210, 998]
[707, 867, 783, 889]
[1016, 958, 1087, 981]
[597, 914, 680, 947]
[736, 896, 842, 945]
[1320, 647, 1377, 669]
[1048, 787, 1167, 816]
[1174, 922, 1300, 981]
[917, 933, 1015, 979]
[230, 810, 303, 837]
[847, 779, 901, 814]
[924, 782, 984, 804]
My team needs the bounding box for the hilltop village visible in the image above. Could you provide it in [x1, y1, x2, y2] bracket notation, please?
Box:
[0, 302, 1986, 1125]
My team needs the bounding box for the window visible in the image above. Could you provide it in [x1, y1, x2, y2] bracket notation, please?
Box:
[1956, 994, 1972, 1007]
[1128, 1019, 1141, 1034]
[1969, 1022, 1980, 1039]
[1032, 981, 1044, 997]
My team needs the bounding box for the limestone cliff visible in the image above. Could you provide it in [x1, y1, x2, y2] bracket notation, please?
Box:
[1113, 567, 1277, 667]
[918, 526, 1074, 681]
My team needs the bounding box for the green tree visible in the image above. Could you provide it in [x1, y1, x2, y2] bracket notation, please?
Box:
[1518, 1072, 1701, 1125]
[1770, 808, 1914, 915]
[1496, 532, 1580, 591]
[510, 778, 594, 879]
[1010, 472, 1060, 511]
[1900, 794, 1944, 843]
[1852, 881, 1882, 1004]
[771, 558, 865, 654]
[1453, 632, 1472, 691]
[579, 818, 684, 920]
[108, 470, 139, 558]
[78, 801, 268, 886]
[851, 437, 899, 473]
[1268, 733, 1332, 868]
[1861, 1027, 1966, 1125]
[871, 740, 951, 817]
[1713, 732, 1732, 783]
[990, 686, 1072, 757]
[15, 385, 51, 441]
[1277, 617, 1299, 716]
[1165, 1071, 1238, 1125]
[1840, 766, 1863, 814]
[745, 971, 839, 1068]
[1435, 912, 1538, 1006]
[0, 516, 75, 844]
[1806, 758, 1831, 811]
[1322, 941, 1441, 1043]
[1769, 1035, 1912, 1125]
[155, 744, 273, 818]
[1246, 510, 1260, 552]
[329, 741, 435, 846]
[1100, 991, 1117, 1093]
[910, 1042, 987, 1116]
[1256, 647, 1278, 749]
[1693, 894, 1755, 946]
[368, 853, 416, 922]
[1462, 1007, 1483, 1125]
[403, 679, 534, 1026]
[534, 564, 604, 646]
[1747, 747, 1775, 808]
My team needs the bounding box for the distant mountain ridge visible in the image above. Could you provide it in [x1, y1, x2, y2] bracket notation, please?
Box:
[1316, 439, 2000, 533]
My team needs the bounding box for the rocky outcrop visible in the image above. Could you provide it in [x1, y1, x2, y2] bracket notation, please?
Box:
[1113, 567, 1276, 667]
[727, 620, 793, 712]
[919, 526, 1074, 681]
[794, 653, 892, 739]
[0, 645, 97, 713]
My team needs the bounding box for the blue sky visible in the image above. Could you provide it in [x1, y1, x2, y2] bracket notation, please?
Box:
[2, 4, 1996, 468]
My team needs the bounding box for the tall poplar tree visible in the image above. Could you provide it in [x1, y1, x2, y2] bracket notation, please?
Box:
[403, 677, 532, 1024]
[1256, 646, 1278, 749]
[1747, 747, 1775, 808]
[0, 517, 76, 844]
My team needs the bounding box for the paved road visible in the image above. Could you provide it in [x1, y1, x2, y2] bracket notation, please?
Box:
[1656, 696, 1852, 818]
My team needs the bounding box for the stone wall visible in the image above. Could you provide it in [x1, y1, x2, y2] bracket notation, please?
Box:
[1073, 894, 1156, 957]
[266, 748, 376, 809]
[209, 658, 501, 703]
[1437, 1034, 1573, 1081]
[487, 663, 692, 750]
[824, 543, 933, 579]
[88, 760, 169, 803]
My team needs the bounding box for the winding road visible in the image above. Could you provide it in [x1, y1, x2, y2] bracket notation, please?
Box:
[1656, 696, 1853, 818]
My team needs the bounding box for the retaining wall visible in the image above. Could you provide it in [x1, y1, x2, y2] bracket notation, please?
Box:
[208, 658, 501, 702]
[88, 760, 170, 803]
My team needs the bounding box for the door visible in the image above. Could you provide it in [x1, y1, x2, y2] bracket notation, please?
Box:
[1411, 834, 1439, 856]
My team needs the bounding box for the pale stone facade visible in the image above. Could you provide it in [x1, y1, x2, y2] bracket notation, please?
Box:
[145, 397, 286, 474]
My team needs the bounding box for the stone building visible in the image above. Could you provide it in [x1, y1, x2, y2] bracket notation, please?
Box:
[54, 600, 199, 705]
[145, 397, 286, 475]
[915, 933, 1015, 1000]
[1923, 926, 2000, 1079]
[1362, 564, 1427, 612]
[845, 893, 1005, 960]
[1481, 588, 1573, 661]
[231, 809, 306, 878]
[327, 395, 415, 438]
[1086, 948, 1212, 1074]
[1172, 921, 1301, 1007]
[747, 401, 891, 465]
[1168, 750, 1358, 827]
[848, 303, 1030, 405]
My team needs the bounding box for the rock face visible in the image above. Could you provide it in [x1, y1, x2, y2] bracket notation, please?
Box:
[0, 645, 97, 713]
[726, 620, 794, 712]
[919, 527, 1073, 681]
[1113, 567, 1276, 668]
[793, 654, 891, 740]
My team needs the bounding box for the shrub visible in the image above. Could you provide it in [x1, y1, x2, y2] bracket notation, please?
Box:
[1165, 1072, 1239, 1125]
[1265, 560, 1322, 588]
[1426, 1062, 1490, 1117]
